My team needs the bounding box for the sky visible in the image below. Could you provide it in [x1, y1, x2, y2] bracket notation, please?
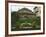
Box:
[11, 5, 34, 12]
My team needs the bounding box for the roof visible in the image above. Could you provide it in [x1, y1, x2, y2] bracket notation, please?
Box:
[18, 8, 32, 13]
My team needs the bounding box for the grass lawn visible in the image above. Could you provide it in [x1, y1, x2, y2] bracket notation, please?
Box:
[11, 16, 41, 31]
